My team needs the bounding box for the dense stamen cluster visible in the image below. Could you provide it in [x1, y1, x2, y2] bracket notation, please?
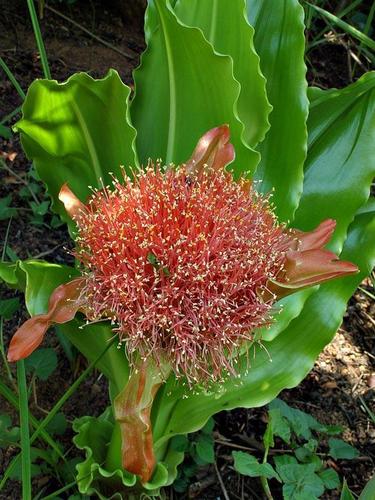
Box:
[75, 165, 289, 383]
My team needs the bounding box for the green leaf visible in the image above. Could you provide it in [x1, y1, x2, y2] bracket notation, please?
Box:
[174, 0, 271, 147]
[0, 123, 12, 139]
[9, 447, 45, 480]
[274, 455, 297, 470]
[30, 200, 49, 216]
[25, 347, 58, 381]
[201, 417, 215, 435]
[0, 261, 21, 287]
[295, 447, 313, 463]
[359, 475, 375, 500]
[278, 463, 325, 500]
[322, 425, 344, 436]
[0, 195, 17, 220]
[195, 433, 214, 464]
[233, 451, 279, 480]
[15, 70, 137, 230]
[269, 399, 324, 441]
[19, 260, 79, 316]
[170, 434, 189, 453]
[328, 439, 359, 460]
[340, 479, 355, 500]
[5, 246, 19, 262]
[45, 412, 67, 436]
[0, 414, 20, 448]
[319, 468, 340, 490]
[132, 0, 259, 177]
[295, 73, 375, 252]
[0, 297, 20, 319]
[263, 418, 274, 449]
[269, 407, 291, 444]
[247, 0, 308, 222]
[50, 215, 65, 229]
[257, 288, 316, 343]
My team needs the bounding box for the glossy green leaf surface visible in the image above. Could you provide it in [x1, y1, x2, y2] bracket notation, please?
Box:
[15, 70, 137, 228]
[247, 0, 308, 222]
[19, 260, 78, 315]
[131, 0, 259, 176]
[174, 0, 271, 147]
[295, 73, 375, 251]
[152, 199, 375, 457]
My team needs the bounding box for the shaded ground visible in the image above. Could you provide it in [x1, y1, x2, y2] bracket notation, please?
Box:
[0, 1, 374, 499]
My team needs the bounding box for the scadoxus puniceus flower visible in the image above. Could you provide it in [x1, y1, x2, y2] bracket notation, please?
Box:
[7, 125, 358, 483]
[8, 125, 358, 374]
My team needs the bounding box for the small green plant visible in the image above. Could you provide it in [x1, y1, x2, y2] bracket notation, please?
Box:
[18, 165, 64, 229]
[232, 398, 359, 499]
[172, 418, 215, 493]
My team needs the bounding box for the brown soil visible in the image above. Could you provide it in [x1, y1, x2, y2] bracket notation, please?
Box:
[0, 1, 374, 499]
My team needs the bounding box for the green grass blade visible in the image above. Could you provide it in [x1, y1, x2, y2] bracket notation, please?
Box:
[27, 0, 51, 79]
[0, 455, 18, 491]
[1, 105, 23, 125]
[17, 360, 32, 500]
[40, 480, 76, 500]
[29, 338, 115, 440]
[337, 0, 364, 19]
[0, 340, 114, 490]
[0, 57, 26, 100]
[0, 380, 65, 460]
[308, 3, 375, 51]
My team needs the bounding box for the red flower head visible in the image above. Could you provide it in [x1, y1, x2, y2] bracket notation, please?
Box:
[7, 126, 358, 484]
[8, 126, 358, 381]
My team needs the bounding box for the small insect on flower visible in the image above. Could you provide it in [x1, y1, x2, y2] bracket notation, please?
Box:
[8, 125, 358, 384]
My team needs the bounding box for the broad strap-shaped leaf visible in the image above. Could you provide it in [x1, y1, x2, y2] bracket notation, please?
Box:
[257, 72, 375, 345]
[0, 260, 74, 324]
[15, 70, 137, 229]
[174, 0, 271, 148]
[153, 198, 375, 457]
[131, 0, 259, 176]
[247, 0, 308, 222]
[294, 72, 375, 252]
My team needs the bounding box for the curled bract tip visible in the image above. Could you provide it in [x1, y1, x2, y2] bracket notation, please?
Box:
[7, 278, 84, 362]
[185, 124, 235, 175]
[265, 219, 358, 300]
[59, 183, 87, 222]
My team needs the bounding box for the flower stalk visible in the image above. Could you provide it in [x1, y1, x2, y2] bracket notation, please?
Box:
[110, 358, 170, 483]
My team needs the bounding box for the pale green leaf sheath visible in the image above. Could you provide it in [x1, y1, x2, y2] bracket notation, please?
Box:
[174, 0, 272, 149]
[247, 0, 308, 223]
[131, 0, 259, 176]
[14, 70, 137, 229]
